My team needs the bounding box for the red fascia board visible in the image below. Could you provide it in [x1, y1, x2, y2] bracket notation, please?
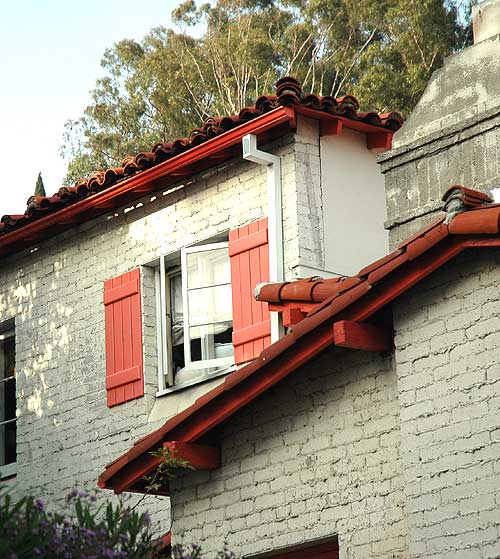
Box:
[294, 105, 395, 140]
[103, 323, 333, 492]
[100, 218, 500, 494]
[339, 237, 465, 323]
[0, 106, 296, 258]
[106, 236, 463, 492]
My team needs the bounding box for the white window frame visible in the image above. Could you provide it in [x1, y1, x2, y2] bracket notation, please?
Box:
[0, 328, 16, 479]
[156, 241, 234, 394]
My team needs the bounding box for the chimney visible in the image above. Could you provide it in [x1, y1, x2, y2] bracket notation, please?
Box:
[378, 0, 500, 247]
[473, 0, 500, 43]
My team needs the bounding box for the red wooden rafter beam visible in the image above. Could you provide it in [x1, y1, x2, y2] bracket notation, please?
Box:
[333, 320, 392, 352]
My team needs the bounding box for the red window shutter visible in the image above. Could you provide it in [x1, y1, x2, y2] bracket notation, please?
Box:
[103, 268, 144, 407]
[229, 218, 271, 365]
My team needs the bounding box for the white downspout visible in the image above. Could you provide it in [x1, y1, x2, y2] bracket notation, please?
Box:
[242, 133, 285, 342]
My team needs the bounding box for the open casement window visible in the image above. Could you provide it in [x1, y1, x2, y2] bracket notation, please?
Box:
[158, 241, 234, 391]
[156, 218, 271, 393]
[0, 327, 16, 478]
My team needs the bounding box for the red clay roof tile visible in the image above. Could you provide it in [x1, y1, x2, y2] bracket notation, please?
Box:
[442, 184, 493, 203]
[357, 248, 405, 277]
[0, 77, 403, 244]
[448, 206, 500, 234]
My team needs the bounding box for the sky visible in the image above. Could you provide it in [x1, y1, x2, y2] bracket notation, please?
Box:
[0, 0, 184, 217]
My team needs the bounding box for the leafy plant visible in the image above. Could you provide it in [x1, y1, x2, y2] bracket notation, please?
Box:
[143, 446, 195, 494]
[0, 485, 164, 559]
[61, 0, 472, 183]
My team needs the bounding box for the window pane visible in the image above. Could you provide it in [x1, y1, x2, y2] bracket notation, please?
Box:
[1, 337, 15, 381]
[0, 421, 16, 467]
[186, 247, 230, 289]
[188, 284, 232, 326]
[189, 322, 233, 362]
[0, 378, 15, 422]
[169, 273, 183, 325]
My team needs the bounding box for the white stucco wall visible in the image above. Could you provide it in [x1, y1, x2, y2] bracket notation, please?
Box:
[321, 129, 389, 277]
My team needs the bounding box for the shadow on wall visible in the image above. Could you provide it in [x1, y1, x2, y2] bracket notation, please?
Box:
[1, 244, 170, 529]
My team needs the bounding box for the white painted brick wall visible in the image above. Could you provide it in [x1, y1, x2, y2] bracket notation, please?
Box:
[0, 140, 308, 517]
[170, 350, 406, 559]
[394, 248, 500, 559]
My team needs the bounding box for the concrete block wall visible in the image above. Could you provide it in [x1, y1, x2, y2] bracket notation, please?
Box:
[393, 249, 500, 559]
[288, 116, 325, 277]
[379, 112, 500, 247]
[170, 349, 406, 559]
[0, 136, 309, 520]
[379, 35, 500, 247]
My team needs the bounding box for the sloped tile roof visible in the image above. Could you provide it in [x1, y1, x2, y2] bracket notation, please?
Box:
[99, 185, 499, 495]
[0, 77, 402, 239]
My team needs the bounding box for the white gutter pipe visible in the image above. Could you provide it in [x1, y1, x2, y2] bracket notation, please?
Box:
[242, 133, 284, 342]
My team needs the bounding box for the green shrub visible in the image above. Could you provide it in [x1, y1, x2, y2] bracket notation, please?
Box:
[0, 485, 164, 559]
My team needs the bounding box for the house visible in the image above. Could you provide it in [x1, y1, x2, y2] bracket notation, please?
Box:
[3, 2, 500, 558]
[0, 74, 401, 541]
[99, 3, 500, 558]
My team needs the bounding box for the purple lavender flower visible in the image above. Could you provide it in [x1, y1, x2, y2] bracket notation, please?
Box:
[81, 527, 96, 539]
[34, 498, 45, 511]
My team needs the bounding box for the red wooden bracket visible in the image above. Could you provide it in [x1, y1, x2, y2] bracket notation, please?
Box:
[320, 118, 343, 136]
[163, 441, 220, 470]
[333, 320, 392, 352]
[366, 131, 392, 150]
[282, 307, 307, 327]
[268, 302, 318, 313]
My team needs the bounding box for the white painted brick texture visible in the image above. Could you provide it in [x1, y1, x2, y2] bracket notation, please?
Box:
[0, 148, 297, 519]
[170, 350, 406, 559]
[394, 248, 500, 559]
[0, 129, 328, 521]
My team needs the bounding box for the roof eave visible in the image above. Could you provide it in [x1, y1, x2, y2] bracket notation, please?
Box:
[100, 226, 500, 495]
[0, 106, 296, 259]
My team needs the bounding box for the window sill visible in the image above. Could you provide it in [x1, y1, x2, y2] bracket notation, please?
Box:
[0, 462, 17, 480]
[156, 364, 236, 397]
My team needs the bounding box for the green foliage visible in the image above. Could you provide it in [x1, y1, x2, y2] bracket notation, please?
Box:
[35, 172, 46, 197]
[61, 0, 472, 183]
[0, 485, 164, 559]
[143, 446, 194, 494]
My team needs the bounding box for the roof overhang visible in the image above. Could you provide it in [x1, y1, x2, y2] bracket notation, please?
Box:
[0, 106, 396, 259]
[98, 199, 500, 495]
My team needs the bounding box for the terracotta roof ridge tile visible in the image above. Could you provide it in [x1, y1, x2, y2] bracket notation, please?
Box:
[442, 184, 493, 203]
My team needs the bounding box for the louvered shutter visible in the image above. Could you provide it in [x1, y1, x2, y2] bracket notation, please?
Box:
[103, 268, 144, 407]
[229, 218, 271, 364]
